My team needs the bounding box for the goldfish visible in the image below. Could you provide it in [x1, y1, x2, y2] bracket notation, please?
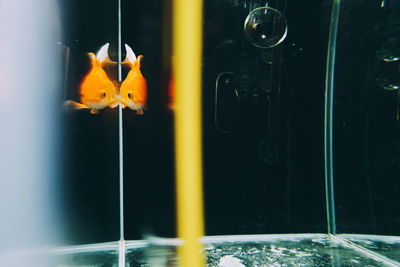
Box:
[120, 44, 148, 114]
[65, 43, 118, 114]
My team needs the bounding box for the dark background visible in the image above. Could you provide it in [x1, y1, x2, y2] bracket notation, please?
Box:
[57, 0, 400, 245]
[58, 0, 120, 245]
[333, 0, 400, 235]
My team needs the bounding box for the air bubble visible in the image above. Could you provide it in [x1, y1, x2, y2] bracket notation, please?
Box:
[244, 7, 287, 48]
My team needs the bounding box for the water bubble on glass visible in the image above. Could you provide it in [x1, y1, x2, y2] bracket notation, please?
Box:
[377, 66, 400, 90]
[378, 50, 400, 62]
[383, 84, 400, 90]
[244, 7, 287, 48]
[377, 39, 400, 62]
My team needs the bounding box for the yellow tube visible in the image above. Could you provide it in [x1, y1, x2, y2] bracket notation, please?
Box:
[172, 0, 205, 266]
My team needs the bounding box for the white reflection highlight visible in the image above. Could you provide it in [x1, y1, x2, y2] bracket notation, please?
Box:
[0, 0, 61, 266]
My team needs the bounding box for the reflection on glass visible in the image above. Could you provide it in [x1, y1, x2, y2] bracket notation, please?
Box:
[120, 44, 148, 114]
[340, 234, 400, 263]
[377, 39, 400, 63]
[377, 60, 400, 91]
[243, 7, 287, 48]
[385, 81, 400, 91]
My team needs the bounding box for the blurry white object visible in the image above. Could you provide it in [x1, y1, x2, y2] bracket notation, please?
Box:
[219, 255, 245, 267]
[0, 0, 62, 265]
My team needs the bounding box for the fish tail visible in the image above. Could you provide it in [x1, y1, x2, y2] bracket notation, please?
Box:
[122, 44, 137, 68]
[63, 100, 89, 112]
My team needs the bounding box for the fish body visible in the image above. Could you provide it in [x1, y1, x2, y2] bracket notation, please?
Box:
[120, 44, 147, 114]
[80, 52, 118, 112]
[65, 43, 148, 115]
[65, 43, 117, 114]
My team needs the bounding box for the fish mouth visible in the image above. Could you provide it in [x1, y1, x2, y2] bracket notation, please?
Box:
[119, 98, 128, 107]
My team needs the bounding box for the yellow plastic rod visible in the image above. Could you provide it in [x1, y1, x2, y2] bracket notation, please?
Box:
[172, 0, 205, 266]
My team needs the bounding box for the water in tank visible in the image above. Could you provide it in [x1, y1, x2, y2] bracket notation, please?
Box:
[1, 0, 400, 266]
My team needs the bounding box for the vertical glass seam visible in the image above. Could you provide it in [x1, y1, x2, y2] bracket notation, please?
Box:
[118, 0, 124, 242]
[118, 0, 125, 266]
[324, 0, 341, 235]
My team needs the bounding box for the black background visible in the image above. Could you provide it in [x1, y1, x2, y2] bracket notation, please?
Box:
[333, 0, 400, 235]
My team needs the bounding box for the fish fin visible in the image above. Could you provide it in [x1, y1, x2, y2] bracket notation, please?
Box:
[96, 43, 110, 63]
[87, 52, 97, 66]
[135, 55, 144, 69]
[64, 100, 89, 111]
[90, 109, 100, 114]
[124, 44, 136, 62]
[123, 44, 136, 68]
[136, 109, 144, 115]
[96, 43, 117, 66]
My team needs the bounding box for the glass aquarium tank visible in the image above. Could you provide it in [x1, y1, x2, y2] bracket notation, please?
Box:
[1, 0, 400, 266]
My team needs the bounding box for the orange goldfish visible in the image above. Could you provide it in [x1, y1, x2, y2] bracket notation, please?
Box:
[65, 43, 118, 114]
[120, 44, 147, 114]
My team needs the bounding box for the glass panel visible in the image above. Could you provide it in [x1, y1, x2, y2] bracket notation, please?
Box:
[60, 0, 120, 244]
[120, 0, 175, 240]
[332, 0, 400, 262]
[333, 0, 400, 235]
[203, 0, 330, 235]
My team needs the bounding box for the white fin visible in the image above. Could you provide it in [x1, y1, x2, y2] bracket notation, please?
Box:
[124, 44, 136, 64]
[96, 43, 110, 63]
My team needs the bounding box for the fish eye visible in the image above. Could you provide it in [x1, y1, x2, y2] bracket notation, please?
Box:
[101, 91, 107, 98]
[127, 92, 133, 99]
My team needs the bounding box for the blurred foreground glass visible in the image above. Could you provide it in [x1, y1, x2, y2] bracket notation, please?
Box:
[0, 0, 62, 266]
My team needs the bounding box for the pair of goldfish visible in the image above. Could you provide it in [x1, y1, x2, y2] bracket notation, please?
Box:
[65, 43, 147, 114]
